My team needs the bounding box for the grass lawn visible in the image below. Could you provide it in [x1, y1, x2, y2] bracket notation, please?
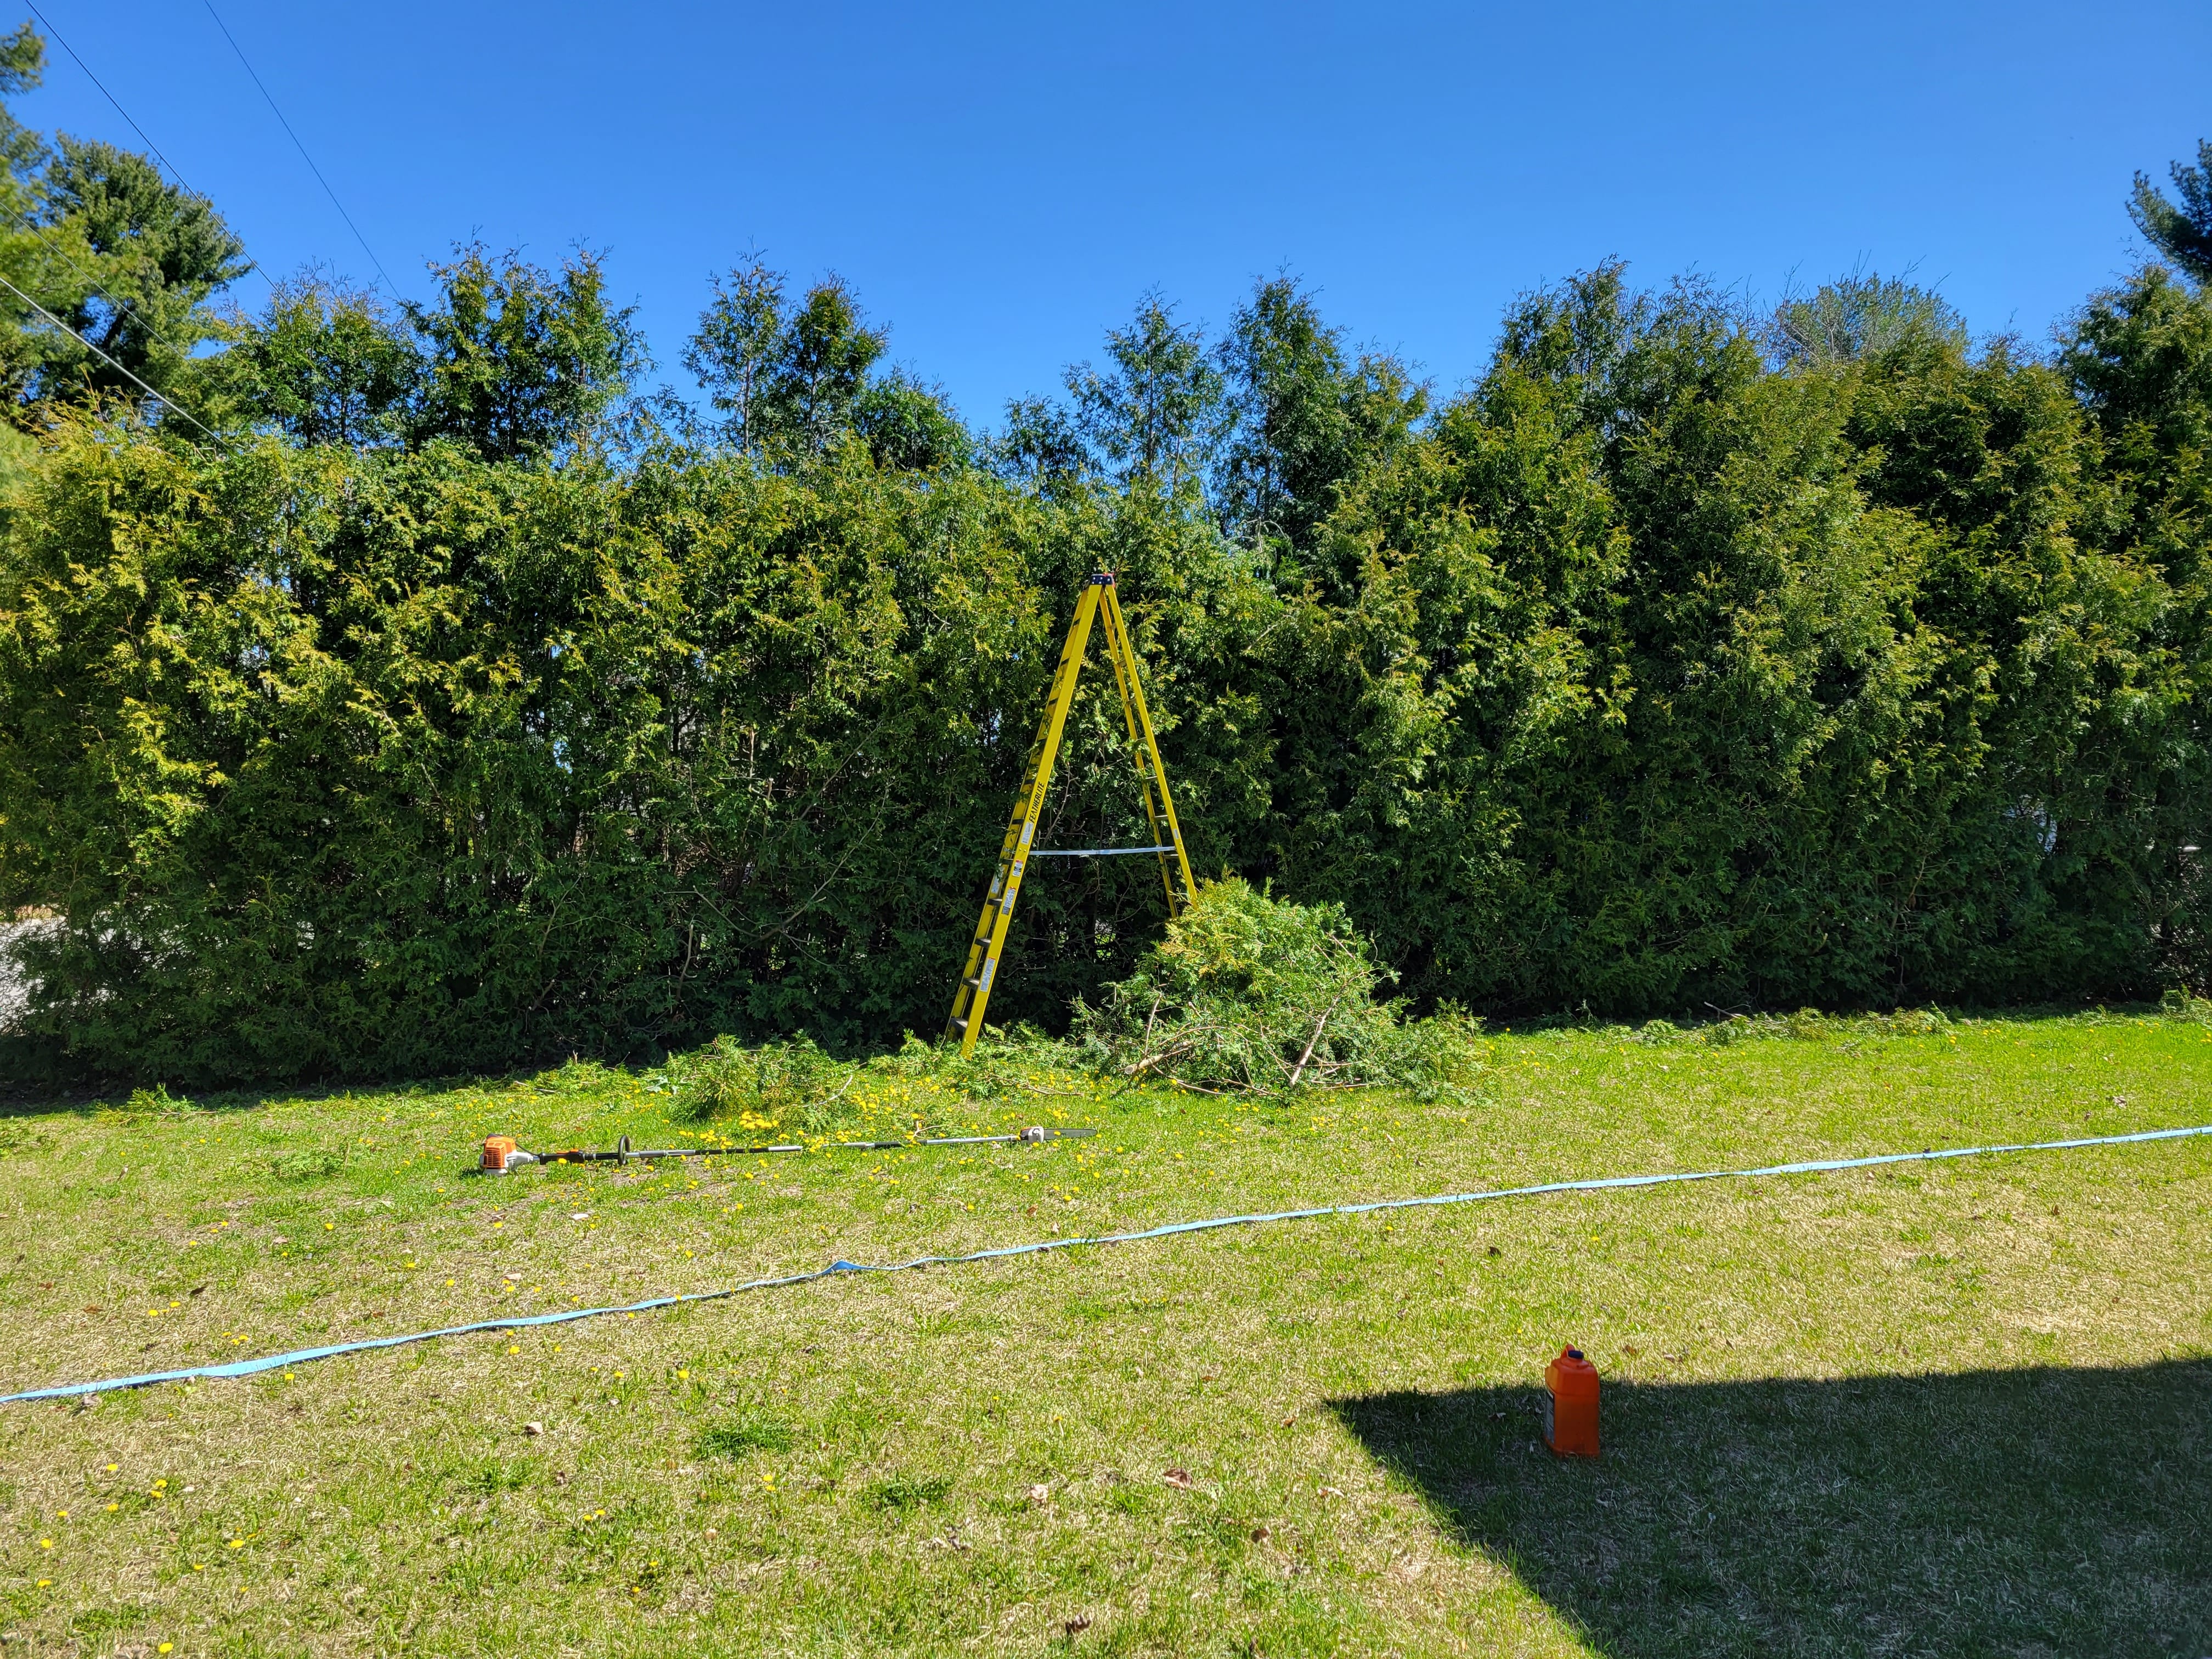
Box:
[1, 1012, 2208, 1657]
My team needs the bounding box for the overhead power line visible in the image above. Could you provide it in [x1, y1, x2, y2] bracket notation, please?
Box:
[20, 0, 191, 190]
[19, 0, 274, 295]
[198, 0, 399, 301]
[0, 268, 223, 445]
[2, 202, 219, 363]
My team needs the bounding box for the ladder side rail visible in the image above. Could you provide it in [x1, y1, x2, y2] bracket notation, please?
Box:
[945, 797, 1033, 1037]
[1101, 582, 1198, 906]
[944, 608, 1092, 1039]
[1097, 580, 1181, 916]
[946, 719, 1065, 1035]
[954, 582, 1102, 1054]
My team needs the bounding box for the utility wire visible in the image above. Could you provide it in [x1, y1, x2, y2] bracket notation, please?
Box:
[19, 0, 275, 294]
[1, 202, 215, 362]
[198, 0, 398, 300]
[20, 0, 190, 191]
[0, 269, 223, 445]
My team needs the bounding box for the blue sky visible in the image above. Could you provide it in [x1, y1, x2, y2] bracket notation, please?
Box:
[25, 0, 2211, 426]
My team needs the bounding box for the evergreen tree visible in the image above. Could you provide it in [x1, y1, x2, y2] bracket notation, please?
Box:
[208, 274, 416, 447]
[405, 244, 642, 462]
[1065, 292, 1227, 494]
[1215, 276, 1425, 556]
[685, 263, 963, 469]
[26, 137, 246, 403]
[683, 257, 783, 453]
[755, 275, 886, 453]
[0, 25, 244, 425]
[2130, 140, 2212, 285]
[1767, 269, 1967, 368]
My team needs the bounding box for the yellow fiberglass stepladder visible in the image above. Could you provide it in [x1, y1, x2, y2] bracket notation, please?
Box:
[945, 572, 1197, 1057]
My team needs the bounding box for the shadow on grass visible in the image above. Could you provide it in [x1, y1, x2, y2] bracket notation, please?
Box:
[1333, 1359, 2211, 1658]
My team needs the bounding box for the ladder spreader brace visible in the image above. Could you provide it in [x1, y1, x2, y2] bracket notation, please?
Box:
[945, 572, 1197, 1057]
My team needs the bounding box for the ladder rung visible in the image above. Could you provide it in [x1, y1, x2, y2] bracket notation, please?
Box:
[1028, 845, 1175, 858]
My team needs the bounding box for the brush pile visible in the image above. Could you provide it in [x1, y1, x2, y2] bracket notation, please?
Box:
[1073, 879, 1480, 1099]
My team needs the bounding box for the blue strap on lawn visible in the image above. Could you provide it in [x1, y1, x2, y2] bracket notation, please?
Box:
[7, 1121, 2208, 1405]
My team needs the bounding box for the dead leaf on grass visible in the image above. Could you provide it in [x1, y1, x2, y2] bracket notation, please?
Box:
[1162, 1468, 1193, 1489]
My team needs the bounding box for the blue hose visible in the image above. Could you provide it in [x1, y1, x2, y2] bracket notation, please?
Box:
[7, 1121, 2207, 1404]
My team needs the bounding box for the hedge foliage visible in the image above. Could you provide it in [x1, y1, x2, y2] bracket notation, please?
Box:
[2, 261, 2209, 1084]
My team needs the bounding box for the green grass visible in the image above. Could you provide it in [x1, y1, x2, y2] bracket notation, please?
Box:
[0, 1012, 2208, 1656]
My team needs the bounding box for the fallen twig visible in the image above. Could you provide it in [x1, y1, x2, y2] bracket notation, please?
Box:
[1286, 1002, 1338, 1091]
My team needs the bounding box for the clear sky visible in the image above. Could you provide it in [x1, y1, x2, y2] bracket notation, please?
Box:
[24, 0, 2212, 426]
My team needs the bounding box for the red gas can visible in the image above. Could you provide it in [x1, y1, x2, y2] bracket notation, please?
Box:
[1543, 1346, 1600, 1458]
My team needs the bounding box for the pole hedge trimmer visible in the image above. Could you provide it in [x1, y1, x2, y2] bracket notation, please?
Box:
[478, 1125, 1096, 1173]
